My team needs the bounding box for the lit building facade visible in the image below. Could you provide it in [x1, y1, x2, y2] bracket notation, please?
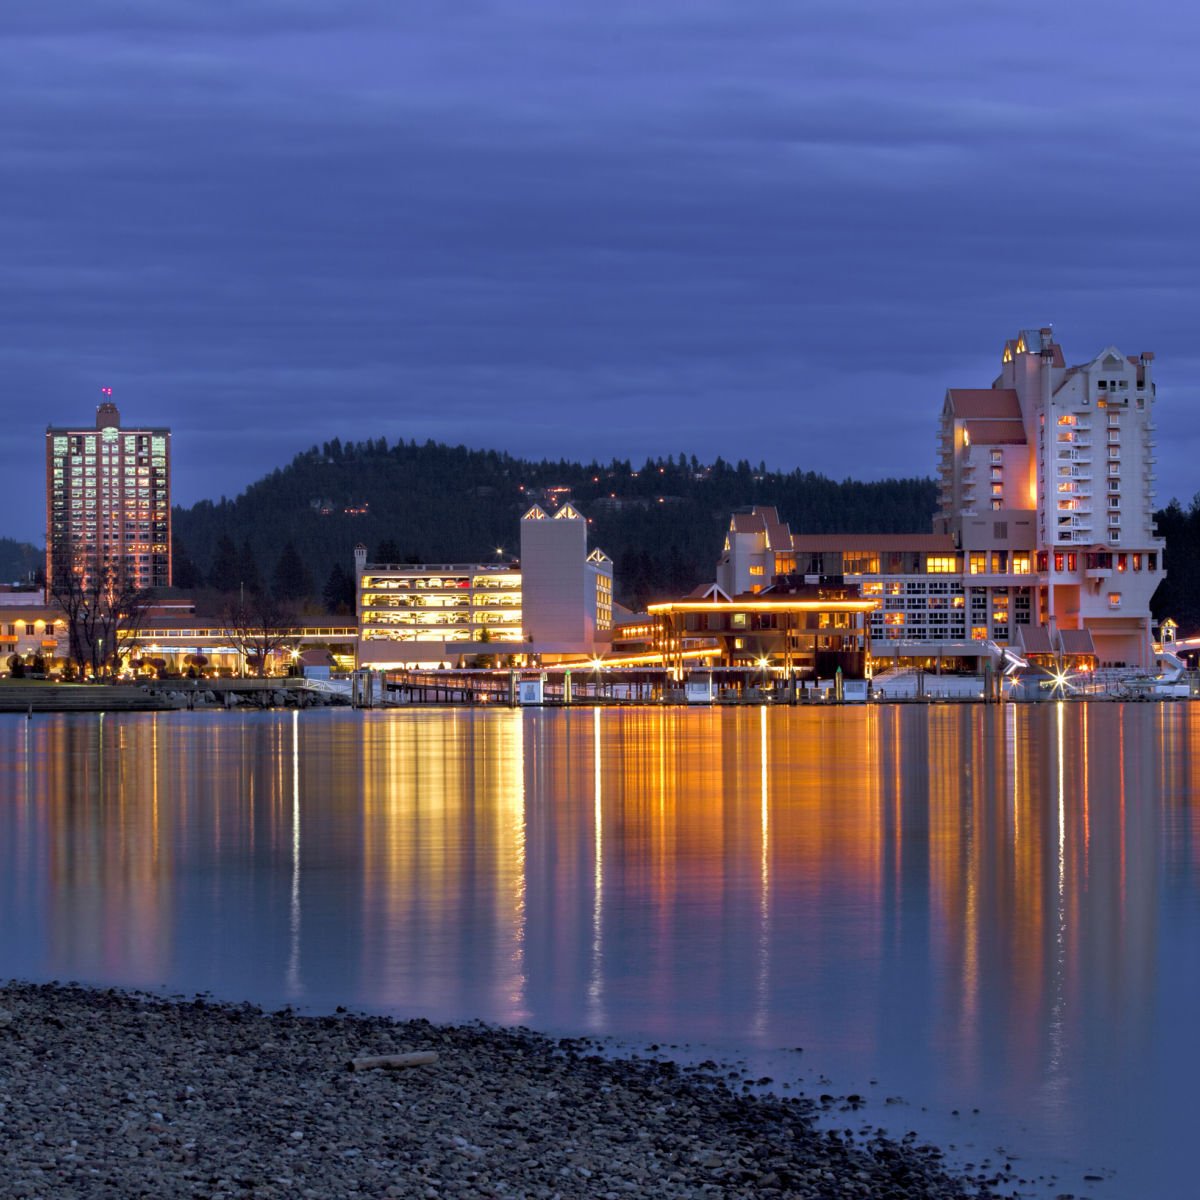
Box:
[518, 503, 612, 654]
[717, 330, 1165, 669]
[356, 557, 525, 665]
[45, 402, 171, 597]
[354, 504, 614, 667]
[938, 329, 1163, 668]
[0, 596, 67, 666]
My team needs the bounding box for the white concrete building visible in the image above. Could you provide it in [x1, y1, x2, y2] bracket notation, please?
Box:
[717, 329, 1165, 669]
[938, 329, 1163, 668]
[518, 503, 612, 655]
[354, 504, 613, 668]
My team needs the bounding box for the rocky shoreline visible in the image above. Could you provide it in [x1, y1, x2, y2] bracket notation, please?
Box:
[0, 982, 1006, 1199]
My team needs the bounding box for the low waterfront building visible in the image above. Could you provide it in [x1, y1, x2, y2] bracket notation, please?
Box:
[0, 593, 66, 670]
[354, 504, 614, 668]
[647, 581, 876, 679]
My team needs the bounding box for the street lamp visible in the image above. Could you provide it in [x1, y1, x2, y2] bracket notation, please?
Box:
[757, 656, 770, 694]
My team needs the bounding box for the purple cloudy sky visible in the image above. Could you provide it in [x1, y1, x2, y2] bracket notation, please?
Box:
[3, 0, 1200, 542]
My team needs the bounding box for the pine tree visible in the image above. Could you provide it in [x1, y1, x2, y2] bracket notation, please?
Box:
[172, 535, 202, 590]
[272, 541, 315, 602]
[208, 534, 240, 593]
[374, 539, 402, 563]
[323, 563, 356, 614]
[237, 539, 263, 595]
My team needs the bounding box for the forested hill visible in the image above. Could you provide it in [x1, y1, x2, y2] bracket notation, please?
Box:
[0, 538, 42, 586]
[172, 438, 939, 609]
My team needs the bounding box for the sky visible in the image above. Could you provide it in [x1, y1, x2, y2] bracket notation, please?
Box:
[4, 0, 1200, 543]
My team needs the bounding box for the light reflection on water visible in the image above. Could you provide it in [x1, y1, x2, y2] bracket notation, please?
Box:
[2, 704, 1200, 1196]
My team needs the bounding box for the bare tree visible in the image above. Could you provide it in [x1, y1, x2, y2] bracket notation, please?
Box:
[221, 592, 298, 677]
[48, 547, 153, 677]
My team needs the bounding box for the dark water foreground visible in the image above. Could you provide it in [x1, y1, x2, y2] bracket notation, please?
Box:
[0, 980, 998, 1199]
[2, 705, 1199, 1197]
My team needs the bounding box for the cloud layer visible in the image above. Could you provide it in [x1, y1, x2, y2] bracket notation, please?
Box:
[4, 0, 1199, 543]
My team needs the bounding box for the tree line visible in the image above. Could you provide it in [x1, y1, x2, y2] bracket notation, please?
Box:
[171, 437, 942, 612]
[1149, 495, 1200, 631]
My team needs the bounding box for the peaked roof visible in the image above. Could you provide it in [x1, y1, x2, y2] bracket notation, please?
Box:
[963, 418, 1026, 445]
[685, 582, 731, 601]
[789, 533, 956, 552]
[1058, 629, 1096, 656]
[946, 388, 1021, 419]
[729, 505, 792, 549]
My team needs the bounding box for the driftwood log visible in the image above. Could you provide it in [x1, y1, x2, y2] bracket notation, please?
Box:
[348, 1051, 439, 1072]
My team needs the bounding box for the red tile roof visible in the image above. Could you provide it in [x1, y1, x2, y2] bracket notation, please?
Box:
[1018, 625, 1054, 654]
[1058, 629, 1096, 656]
[788, 533, 957, 552]
[946, 388, 1021, 419]
[964, 418, 1026, 445]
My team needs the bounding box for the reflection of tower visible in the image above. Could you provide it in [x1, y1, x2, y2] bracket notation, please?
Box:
[753, 705, 770, 1035]
[38, 714, 173, 983]
[586, 706, 605, 1029]
[286, 711, 303, 998]
[357, 711, 528, 1020]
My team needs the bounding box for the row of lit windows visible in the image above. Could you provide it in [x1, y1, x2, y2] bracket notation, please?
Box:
[363, 629, 524, 644]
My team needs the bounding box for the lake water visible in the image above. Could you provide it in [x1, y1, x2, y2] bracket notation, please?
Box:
[2, 704, 1198, 1196]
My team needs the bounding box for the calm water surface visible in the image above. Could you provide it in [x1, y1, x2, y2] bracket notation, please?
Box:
[2, 705, 1199, 1197]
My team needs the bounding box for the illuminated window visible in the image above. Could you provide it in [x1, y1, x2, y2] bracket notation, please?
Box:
[748, 565, 764, 577]
[968, 553, 987, 575]
[843, 552, 880, 574]
[1012, 553, 1031, 574]
[925, 556, 956, 574]
[1057, 414, 1076, 426]
[1107, 593, 1121, 609]
[970, 626, 988, 640]
[861, 581, 883, 596]
[884, 613, 905, 626]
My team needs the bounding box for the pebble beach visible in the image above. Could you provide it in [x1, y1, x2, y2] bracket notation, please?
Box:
[0, 982, 1008, 1200]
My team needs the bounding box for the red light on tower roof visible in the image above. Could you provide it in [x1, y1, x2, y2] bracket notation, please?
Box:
[100, 386, 113, 396]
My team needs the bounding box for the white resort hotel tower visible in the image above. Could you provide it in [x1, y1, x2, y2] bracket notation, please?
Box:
[719, 329, 1165, 670]
[937, 328, 1163, 668]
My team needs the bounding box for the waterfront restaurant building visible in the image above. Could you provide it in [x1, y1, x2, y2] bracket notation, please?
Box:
[717, 330, 1165, 670]
[355, 503, 613, 667]
[45, 401, 172, 598]
[646, 582, 877, 680]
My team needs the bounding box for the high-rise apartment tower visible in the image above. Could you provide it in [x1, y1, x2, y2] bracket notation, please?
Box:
[45, 401, 172, 598]
[936, 329, 1163, 667]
